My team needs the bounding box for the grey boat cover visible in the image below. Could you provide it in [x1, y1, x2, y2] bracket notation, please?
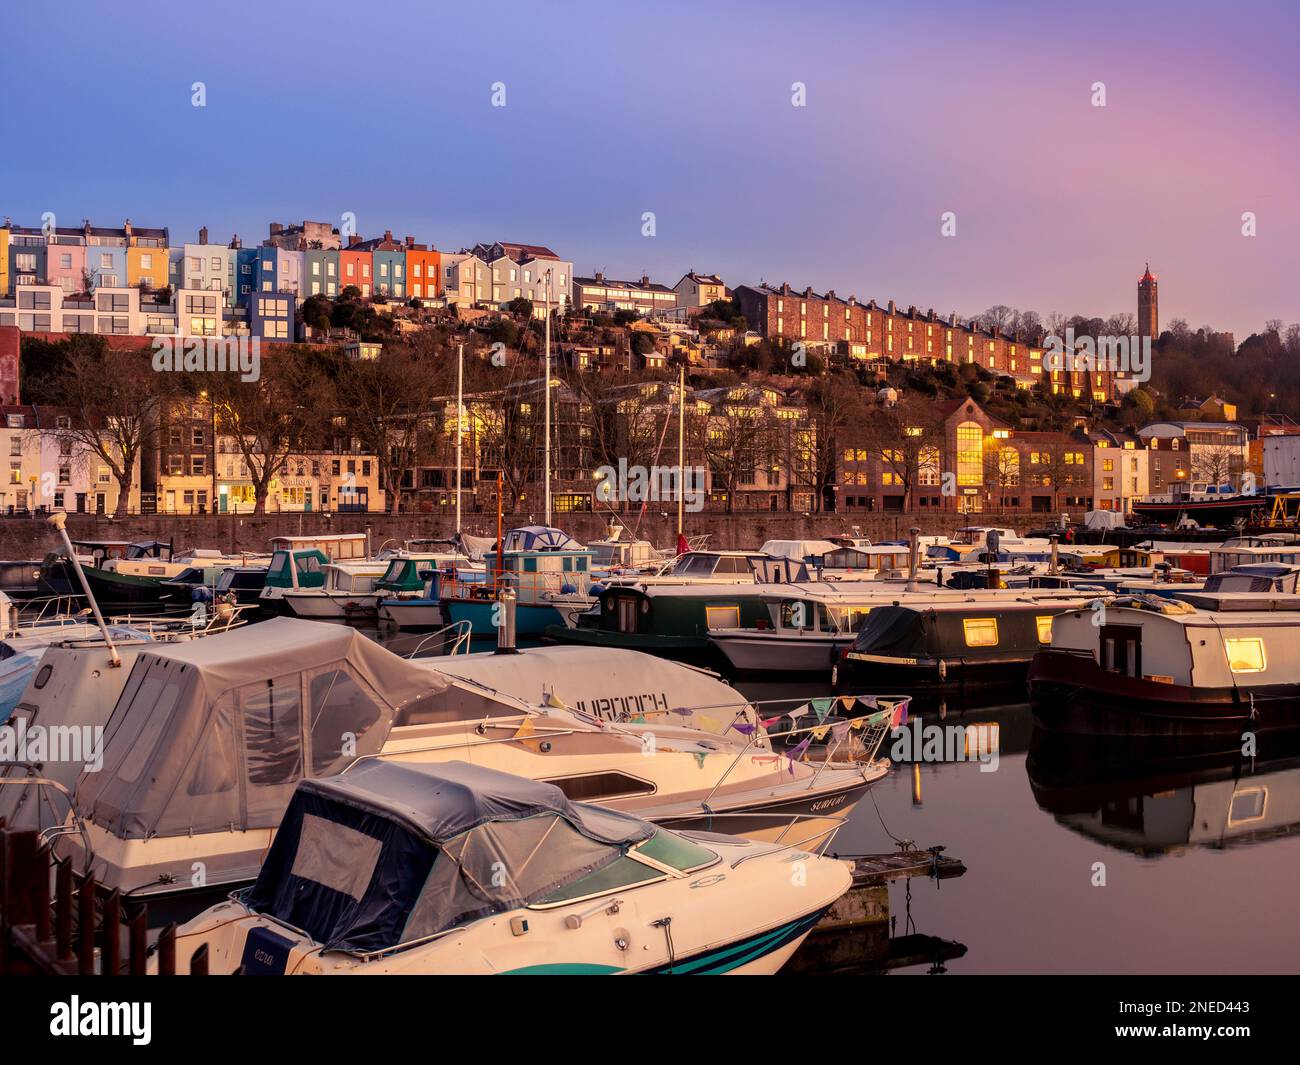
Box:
[74, 618, 448, 840]
[246, 759, 653, 953]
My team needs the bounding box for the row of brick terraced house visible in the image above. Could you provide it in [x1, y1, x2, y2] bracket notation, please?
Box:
[733, 282, 1133, 405]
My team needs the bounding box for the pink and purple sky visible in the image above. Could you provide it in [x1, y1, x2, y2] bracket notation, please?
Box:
[2, 0, 1296, 339]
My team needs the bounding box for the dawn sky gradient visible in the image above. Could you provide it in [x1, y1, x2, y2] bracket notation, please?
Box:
[2, 0, 1296, 339]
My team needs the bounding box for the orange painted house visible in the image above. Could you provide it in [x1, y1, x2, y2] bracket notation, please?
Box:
[338, 241, 374, 298]
[404, 238, 440, 300]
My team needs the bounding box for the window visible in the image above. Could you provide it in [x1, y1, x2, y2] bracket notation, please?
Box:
[308, 669, 381, 774]
[705, 604, 741, 629]
[962, 617, 998, 647]
[956, 422, 983, 486]
[1224, 637, 1265, 674]
[242, 677, 303, 786]
[1036, 616, 1054, 644]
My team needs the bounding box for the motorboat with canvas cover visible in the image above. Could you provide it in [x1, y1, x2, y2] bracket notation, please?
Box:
[159, 760, 851, 974]
[23, 619, 886, 912]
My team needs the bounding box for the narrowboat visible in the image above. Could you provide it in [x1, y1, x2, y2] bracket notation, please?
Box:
[1030, 563, 1300, 736]
[709, 581, 968, 677]
[37, 539, 172, 598]
[545, 583, 767, 664]
[78, 547, 262, 610]
[155, 761, 852, 976]
[835, 593, 1100, 692]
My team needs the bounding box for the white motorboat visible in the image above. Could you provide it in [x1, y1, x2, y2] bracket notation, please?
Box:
[156, 760, 851, 975]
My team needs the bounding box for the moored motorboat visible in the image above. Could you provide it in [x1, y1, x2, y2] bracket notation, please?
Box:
[155, 761, 852, 975]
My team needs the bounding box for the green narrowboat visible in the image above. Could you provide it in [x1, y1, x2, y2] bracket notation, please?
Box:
[544, 584, 766, 666]
[833, 596, 1093, 694]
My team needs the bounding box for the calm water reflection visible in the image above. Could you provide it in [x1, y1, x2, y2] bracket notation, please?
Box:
[367, 626, 1300, 974]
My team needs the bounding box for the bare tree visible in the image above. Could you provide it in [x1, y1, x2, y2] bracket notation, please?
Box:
[338, 333, 452, 513]
[1191, 443, 1238, 487]
[208, 347, 334, 514]
[47, 339, 172, 517]
[860, 393, 945, 511]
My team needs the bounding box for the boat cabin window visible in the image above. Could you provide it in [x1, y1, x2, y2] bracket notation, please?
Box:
[962, 617, 999, 648]
[780, 600, 812, 629]
[1100, 625, 1142, 678]
[394, 685, 526, 725]
[1228, 788, 1267, 825]
[705, 604, 741, 629]
[1036, 616, 1054, 644]
[242, 676, 304, 787]
[309, 670, 383, 774]
[826, 606, 872, 632]
[541, 772, 656, 801]
[615, 595, 638, 633]
[674, 555, 719, 576]
[713, 556, 751, 575]
[1224, 637, 1266, 674]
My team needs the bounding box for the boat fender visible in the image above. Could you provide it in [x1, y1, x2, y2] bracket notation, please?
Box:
[938, 659, 947, 681]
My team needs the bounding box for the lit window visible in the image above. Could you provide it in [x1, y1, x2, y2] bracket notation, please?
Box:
[963, 617, 998, 647]
[1224, 637, 1265, 673]
[1036, 616, 1053, 644]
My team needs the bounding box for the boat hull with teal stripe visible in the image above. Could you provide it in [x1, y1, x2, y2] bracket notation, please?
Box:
[444, 596, 562, 636]
[498, 908, 827, 975]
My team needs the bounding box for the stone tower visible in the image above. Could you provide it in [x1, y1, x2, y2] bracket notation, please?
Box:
[1138, 264, 1158, 341]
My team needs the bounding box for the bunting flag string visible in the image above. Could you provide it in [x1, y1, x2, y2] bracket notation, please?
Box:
[785, 734, 813, 773]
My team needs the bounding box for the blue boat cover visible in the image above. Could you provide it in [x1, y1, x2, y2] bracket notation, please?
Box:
[245, 760, 653, 953]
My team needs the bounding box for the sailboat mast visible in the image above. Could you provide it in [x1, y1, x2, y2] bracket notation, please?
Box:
[677, 362, 685, 536]
[544, 268, 552, 527]
[455, 342, 464, 535]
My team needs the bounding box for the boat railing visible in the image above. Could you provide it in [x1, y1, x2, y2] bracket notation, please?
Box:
[404, 620, 473, 659]
[11, 594, 87, 629]
[717, 812, 853, 865]
[104, 601, 253, 638]
[0, 775, 95, 875]
[442, 567, 592, 604]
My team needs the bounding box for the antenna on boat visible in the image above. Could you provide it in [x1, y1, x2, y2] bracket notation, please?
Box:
[47, 510, 121, 668]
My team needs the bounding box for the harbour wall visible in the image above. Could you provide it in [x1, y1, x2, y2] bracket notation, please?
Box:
[0, 509, 1070, 560]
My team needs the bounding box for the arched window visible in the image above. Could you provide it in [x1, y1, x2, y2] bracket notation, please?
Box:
[957, 422, 983, 486]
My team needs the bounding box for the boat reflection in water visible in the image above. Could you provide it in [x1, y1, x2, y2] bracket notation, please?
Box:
[1027, 727, 1300, 855]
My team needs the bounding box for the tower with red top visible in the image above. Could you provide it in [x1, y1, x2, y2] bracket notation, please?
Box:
[1138, 263, 1158, 341]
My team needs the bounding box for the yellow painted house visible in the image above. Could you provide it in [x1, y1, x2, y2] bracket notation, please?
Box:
[127, 245, 167, 290]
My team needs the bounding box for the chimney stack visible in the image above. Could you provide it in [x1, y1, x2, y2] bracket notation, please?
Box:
[348, 234, 361, 248]
[595, 271, 604, 283]
[383, 229, 393, 243]
[269, 222, 284, 236]
[199, 226, 209, 245]
[123, 218, 133, 239]
[405, 235, 415, 248]
[640, 274, 649, 287]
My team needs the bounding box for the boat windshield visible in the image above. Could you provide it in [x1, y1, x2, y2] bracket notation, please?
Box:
[533, 829, 718, 906]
